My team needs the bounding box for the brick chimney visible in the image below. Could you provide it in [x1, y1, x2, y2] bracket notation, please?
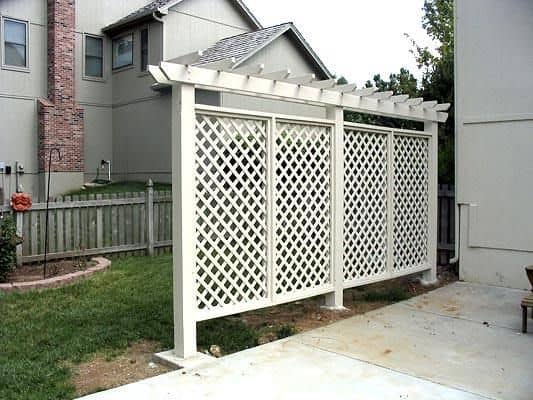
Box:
[38, 0, 84, 191]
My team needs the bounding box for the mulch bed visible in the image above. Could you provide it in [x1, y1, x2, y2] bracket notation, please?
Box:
[7, 259, 96, 283]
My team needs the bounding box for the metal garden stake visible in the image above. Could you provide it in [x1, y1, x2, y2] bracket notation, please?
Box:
[43, 148, 61, 279]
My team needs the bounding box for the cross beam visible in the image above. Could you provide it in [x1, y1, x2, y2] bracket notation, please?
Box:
[150, 62, 448, 123]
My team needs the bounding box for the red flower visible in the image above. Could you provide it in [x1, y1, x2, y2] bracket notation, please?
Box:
[10, 193, 32, 212]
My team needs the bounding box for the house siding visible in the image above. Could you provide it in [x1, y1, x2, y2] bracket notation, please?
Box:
[455, 0, 533, 289]
[0, 0, 331, 196]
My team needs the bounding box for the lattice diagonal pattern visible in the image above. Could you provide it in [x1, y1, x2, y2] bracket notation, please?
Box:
[195, 114, 268, 310]
[393, 134, 429, 272]
[274, 122, 332, 296]
[344, 129, 389, 282]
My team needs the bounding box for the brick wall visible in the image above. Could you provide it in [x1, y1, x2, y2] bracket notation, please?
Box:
[38, 0, 84, 173]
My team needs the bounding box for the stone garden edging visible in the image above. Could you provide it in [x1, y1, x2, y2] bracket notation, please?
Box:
[0, 257, 111, 292]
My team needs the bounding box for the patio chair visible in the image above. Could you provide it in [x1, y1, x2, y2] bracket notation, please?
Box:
[522, 265, 533, 333]
[522, 294, 533, 333]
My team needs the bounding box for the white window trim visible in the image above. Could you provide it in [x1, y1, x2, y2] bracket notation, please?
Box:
[139, 25, 150, 76]
[112, 31, 135, 72]
[1, 15, 30, 73]
[82, 33, 106, 82]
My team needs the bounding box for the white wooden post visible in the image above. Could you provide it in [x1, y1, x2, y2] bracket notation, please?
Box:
[16, 211, 23, 267]
[172, 83, 197, 359]
[146, 179, 154, 256]
[324, 105, 345, 309]
[386, 130, 395, 278]
[423, 121, 439, 284]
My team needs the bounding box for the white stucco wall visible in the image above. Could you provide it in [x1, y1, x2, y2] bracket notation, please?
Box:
[455, 0, 533, 289]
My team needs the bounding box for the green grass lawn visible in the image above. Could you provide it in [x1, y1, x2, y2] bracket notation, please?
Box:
[64, 181, 172, 196]
[0, 255, 255, 400]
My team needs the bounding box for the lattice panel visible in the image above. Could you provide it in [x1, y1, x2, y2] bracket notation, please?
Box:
[195, 114, 268, 310]
[274, 122, 332, 296]
[393, 134, 429, 272]
[343, 129, 389, 283]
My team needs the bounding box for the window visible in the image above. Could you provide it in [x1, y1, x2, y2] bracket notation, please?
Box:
[112, 34, 133, 70]
[140, 28, 148, 72]
[84, 35, 103, 78]
[3, 18, 28, 68]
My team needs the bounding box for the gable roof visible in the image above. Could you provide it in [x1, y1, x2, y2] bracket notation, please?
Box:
[102, 0, 262, 33]
[194, 23, 333, 79]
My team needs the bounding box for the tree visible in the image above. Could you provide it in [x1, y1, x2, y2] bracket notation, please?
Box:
[342, 0, 455, 183]
[343, 69, 422, 130]
[408, 0, 454, 183]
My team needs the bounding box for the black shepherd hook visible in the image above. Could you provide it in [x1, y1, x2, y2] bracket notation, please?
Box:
[43, 148, 62, 279]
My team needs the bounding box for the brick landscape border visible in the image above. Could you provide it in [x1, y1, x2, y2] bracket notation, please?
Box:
[0, 257, 111, 293]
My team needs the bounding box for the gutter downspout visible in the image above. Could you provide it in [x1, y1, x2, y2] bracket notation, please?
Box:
[450, 202, 477, 264]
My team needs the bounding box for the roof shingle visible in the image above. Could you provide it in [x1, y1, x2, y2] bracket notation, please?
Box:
[195, 23, 291, 66]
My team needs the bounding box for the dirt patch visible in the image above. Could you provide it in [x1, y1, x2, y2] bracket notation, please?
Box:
[7, 259, 95, 283]
[69, 341, 174, 398]
[238, 266, 457, 344]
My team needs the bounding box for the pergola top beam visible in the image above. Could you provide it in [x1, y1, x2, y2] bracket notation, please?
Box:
[259, 69, 292, 81]
[309, 79, 337, 89]
[332, 83, 357, 93]
[151, 62, 448, 123]
[284, 73, 316, 85]
[353, 87, 379, 97]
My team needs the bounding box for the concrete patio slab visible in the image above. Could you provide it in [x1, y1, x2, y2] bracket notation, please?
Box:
[78, 283, 533, 400]
[79, 339, 486, 400]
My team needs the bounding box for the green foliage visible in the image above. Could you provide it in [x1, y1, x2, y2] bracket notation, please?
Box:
[345, 68, 423, 131]
[0, 216, 22, 282]
[344, 0, 455, 183]
[409, 0, 455, 184]
[362, 287, 410, 303]
[275, 324, 297, 339]
[197, 319, 257, 355]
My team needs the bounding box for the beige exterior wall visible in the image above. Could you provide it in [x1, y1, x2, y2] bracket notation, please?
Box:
[455, 0, 533, 289]
[0, 0, 47, 199]
[0, 0, 330, 198]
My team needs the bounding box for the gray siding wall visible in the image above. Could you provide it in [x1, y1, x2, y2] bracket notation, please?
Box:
[112, 0, 255, 182]
[1, 0, 330, 198]
[0, 0, 47, 196]
[455, 0, 533, 289]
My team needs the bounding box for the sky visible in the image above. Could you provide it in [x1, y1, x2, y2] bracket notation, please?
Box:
[244, 0, 438, 86]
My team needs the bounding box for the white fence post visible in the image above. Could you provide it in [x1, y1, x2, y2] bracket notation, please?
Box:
[16, 211, 23, 267]
[172, 83, 198, 359]
[146, 179, 154, 256]
[386, 131, 395, 278]
[423, 121, 439, 284]
[325, 106, 345, 309]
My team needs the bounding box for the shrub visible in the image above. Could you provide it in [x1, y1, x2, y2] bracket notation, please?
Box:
[276, 324, 297, 339]
[362, 287, 410, 302]
[0, 215, 22, 282]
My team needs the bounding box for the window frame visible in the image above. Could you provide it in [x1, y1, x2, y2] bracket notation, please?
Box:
[112, 31, 134, 72]
[1, 16, 30, 72]
[83, 33, 106, 82]
[139, 26, 149, 74]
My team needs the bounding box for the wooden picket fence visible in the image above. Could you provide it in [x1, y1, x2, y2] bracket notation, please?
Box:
[0, 183, 456, 266]
[0, 184, 172, 264]
[437, 184, 455, 265]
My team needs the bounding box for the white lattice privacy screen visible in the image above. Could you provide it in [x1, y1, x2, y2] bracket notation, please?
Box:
[343, 128, 389, 285]
[274, 122, 332, 298]
[195, 114, 269, 310]
[393, 134, 430, 272]
[194, 110, 432, 319]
